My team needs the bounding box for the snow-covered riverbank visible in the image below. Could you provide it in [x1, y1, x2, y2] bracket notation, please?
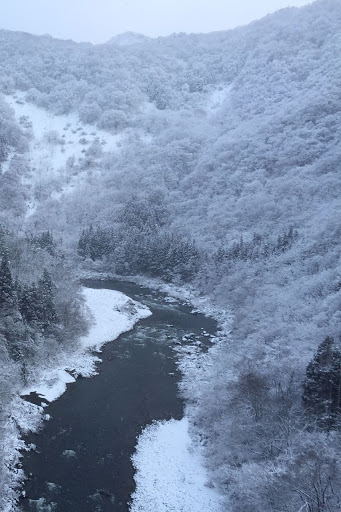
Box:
[21, 287, 152, 403]
[131, 417, 225, 512]
[3, 286, 151, 512]
[113, 276, 229, 512]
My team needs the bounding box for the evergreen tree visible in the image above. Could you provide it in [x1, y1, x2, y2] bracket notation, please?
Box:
[18, 284, 40, 323]
[77, 225, 93, 259]
[30, 230, 56, 255]
[77, 226, 114, 261]
[18, 270, 57, 330]
[303, 336, 341, 430]
[0, 253, 15, 309]
[0, 226, 5, 256]
[37, 269, 58, 329]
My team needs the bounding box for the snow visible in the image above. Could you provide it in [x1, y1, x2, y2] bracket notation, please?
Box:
[21, 369, 76, 403]
[10, 397, 45, 435]
[206, 85, 233, 113]
[80, 287, 152, 350]
[0, 398, 44, 512]
[130, 417, 224, 512]
[28, 497, 57, 511]
[1, 149, 15, 174]
[6, 93, 124, 218]
[8, 93, 123, 158]
[3, 93, 156, 224]
[21, 287, 151, 403]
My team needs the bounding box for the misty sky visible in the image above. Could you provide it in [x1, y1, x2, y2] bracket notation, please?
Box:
[1, 0, 313, 44]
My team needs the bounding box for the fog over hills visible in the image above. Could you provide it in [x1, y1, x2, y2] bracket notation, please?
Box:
[0, 0, 340, 509]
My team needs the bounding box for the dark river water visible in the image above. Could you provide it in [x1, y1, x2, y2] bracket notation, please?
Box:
[20, 279, 217, 512]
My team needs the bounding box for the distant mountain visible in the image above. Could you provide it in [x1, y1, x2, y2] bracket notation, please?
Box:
[106, 31, 151, 46]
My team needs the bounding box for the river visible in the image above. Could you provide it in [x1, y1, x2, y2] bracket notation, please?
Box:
[20, 279, 217, 512]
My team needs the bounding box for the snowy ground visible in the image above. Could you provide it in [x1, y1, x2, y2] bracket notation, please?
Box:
[6, 93, 124, 218]
[206, 84, 233, 115]
[21, 287, 151, 403]
[131, 417, 224, 512]
[7, 92, 123, 165]
[79, 287, 151, 350]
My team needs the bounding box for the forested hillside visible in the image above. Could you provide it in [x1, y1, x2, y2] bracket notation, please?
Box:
[0, 0, 340, 509]
[0, 96, 90, 510]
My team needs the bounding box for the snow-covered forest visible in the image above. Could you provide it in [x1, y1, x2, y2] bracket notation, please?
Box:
[0, 0, 341, 509]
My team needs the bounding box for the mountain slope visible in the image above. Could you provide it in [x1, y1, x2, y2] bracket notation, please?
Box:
[0, 0, 340, 510]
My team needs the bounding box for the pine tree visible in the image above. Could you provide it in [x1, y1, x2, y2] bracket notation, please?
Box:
[18, 270, 58, 330]
[0, 225, 5, 256]
[38, 269, 58, 329]
[303, 337, 341, 430]
[18, 284, 39, 323]
[0, 252, 15, 309]
[78, 226, 114, 261]
[78, 226, 92, 259]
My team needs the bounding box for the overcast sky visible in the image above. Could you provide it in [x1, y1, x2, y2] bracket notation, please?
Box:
[0, 0, 313, 44]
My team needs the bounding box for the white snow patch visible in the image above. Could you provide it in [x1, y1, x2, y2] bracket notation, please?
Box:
[1, 150, 15, 174]
[206, 85, 233, 113]
[80, 287, 152, 350]
[8, 92, 123, 157]
[10, 396, 45, 435]
[131, 417, 224, 512]
[6, 93, 125, 218]
[28, 497, 57, 511]
[21, 369, 76, 403]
